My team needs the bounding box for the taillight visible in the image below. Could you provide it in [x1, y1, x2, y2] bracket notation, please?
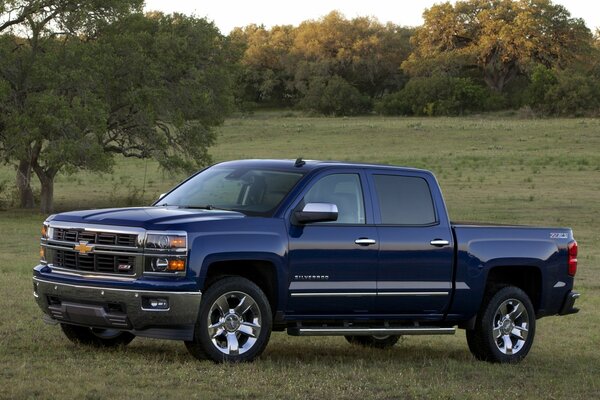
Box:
[568, 241, 578, 277]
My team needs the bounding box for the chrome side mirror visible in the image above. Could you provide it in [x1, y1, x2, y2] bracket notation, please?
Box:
[294, 203, 338, 224]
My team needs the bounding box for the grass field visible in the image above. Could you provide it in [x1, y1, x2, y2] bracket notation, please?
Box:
[1, 112, 599, 399]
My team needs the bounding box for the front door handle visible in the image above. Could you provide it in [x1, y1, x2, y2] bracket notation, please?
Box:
[355, 238, 377, 246]
[430, 239, 450, 247]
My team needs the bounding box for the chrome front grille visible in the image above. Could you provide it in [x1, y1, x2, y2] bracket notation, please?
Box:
[53, 228, 137, 247]
[43, 223, 144, 278]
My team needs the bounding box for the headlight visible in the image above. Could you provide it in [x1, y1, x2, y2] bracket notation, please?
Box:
[145, 234, 187, 250]
[144, 232, 187, 274]
[41, 222, 51, 263]
[41, 222, 53, 240]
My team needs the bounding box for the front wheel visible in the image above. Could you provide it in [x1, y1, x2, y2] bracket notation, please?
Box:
[345, 335, 400, 349]
[185, 277, 272, 363]
[60, 324, 135, 347]
[466, 286, 536, 363]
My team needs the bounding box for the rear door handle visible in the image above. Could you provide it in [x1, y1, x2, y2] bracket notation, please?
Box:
[430, 239, 450, 247]
[355, 238, 377, 246]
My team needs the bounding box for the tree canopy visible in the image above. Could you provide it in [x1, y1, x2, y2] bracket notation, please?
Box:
[0, 2, 234, 212]
[231, 11, 413, 110]
[403, 0, 592, 92]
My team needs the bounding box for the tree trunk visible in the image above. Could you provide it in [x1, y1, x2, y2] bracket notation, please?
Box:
[32, 160, 57, 214]
[483, 57, 518, 93]
[39, 174, 54, 214]
[16, 159, 35, 208]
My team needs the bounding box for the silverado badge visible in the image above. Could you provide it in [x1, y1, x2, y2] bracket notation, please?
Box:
[74, 241, 94, 255]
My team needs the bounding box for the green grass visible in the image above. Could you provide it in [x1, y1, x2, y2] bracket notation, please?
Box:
[1, 112, 599, 399]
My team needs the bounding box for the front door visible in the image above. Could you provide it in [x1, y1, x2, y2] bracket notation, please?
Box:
[285, 172, 379, 317]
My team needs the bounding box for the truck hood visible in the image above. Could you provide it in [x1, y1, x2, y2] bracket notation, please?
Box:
[49, 206, 246, 229]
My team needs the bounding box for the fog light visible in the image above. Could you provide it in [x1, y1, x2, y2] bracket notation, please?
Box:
[142, 297, 169, 310]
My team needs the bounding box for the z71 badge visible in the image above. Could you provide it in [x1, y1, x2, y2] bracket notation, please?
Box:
[550, 233, 568, 239]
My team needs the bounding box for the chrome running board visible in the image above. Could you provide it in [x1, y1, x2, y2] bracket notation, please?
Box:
[287, 326, 456, 336]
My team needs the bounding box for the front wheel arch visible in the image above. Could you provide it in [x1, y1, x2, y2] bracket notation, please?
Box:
[201, 259, 280, 315]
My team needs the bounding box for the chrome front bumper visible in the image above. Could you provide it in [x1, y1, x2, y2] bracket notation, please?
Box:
[33, 277, 202, 340]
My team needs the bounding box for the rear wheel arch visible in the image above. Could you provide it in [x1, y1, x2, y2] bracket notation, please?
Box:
[484, 265, 542, 314]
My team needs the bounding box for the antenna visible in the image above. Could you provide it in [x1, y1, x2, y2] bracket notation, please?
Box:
[294, 157, 306, 167]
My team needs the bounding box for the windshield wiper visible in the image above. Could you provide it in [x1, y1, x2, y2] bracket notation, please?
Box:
[178, 205, 232, 211]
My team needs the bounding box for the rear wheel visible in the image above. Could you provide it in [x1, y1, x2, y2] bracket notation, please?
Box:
[345, 335, 400, 349]
[185, 277, 272, 363]
[60, 324, 135, 347]
[466, 286, 536, 363]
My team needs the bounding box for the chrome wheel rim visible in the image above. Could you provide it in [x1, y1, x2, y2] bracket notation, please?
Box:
[493, 298, 529, 355]
[207, 291, 262, 355]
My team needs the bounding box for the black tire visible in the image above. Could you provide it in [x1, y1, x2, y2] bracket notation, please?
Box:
[466, 286, 536, 363]
[185, 277, 272, 363]
[345, 335, 400, 349]
[60, 324, 135, 347]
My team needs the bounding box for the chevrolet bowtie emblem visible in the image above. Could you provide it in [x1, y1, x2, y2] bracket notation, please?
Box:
[74, 241, 94, 255]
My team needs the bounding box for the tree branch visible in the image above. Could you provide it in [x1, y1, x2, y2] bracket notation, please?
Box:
[0, 4, 32, 33]
[104, 144, 146, 158]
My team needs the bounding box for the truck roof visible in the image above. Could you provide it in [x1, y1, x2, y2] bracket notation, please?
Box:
[214, 159, 432, 175]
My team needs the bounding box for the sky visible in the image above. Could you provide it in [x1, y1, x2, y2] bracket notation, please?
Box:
[144, 0, 600, 34]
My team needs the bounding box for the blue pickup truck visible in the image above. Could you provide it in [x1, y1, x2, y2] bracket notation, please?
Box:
[33, 159, 580, 363]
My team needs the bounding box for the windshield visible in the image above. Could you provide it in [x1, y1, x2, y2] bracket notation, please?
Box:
[155, 166, 305, 216]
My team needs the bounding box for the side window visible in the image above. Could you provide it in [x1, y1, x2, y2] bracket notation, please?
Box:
[303, 174, 365, 224]
[373, 175, 436, 225]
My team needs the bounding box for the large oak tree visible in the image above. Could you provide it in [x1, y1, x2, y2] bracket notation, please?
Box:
[0, 0, 143, 210]
[1, 3, 234, 213]
[403, 0, 592, 92]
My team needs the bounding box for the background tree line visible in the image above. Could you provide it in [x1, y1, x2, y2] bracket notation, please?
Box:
[233, 1, 600, 117]
[1, 0, 599, 213]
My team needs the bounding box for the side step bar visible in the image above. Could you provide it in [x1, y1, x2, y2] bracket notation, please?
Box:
[287, 326, 456, 336]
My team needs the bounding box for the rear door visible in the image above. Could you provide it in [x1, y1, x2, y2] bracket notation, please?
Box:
[367, 170, 454, 317]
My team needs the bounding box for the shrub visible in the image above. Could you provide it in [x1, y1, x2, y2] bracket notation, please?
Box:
[525, 65, 600, 116]
[297, 75, 372, 116]
[545, 74, 600, 116]
[375, 76, 489, 116]
[526, 65, 558, 109]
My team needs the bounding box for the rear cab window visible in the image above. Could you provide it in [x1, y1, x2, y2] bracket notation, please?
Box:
[371, 174, 437, 225]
